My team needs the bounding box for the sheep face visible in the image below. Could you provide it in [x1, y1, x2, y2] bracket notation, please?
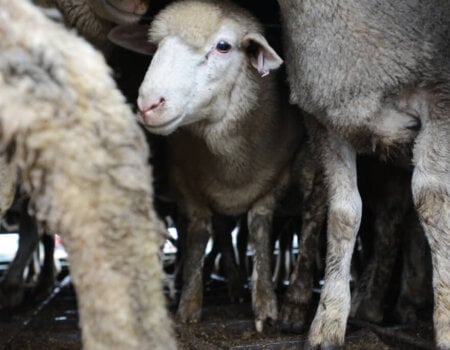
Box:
[136, 2, 282, 136]
[89, 0, 149, 24]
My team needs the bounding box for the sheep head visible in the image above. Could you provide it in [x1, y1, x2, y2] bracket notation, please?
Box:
[113, 0, 283, 135]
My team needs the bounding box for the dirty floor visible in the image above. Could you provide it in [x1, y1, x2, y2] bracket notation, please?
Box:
[0, 274, 436, 350]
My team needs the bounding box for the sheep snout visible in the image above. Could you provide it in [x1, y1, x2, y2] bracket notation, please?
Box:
[138, 97, 166, 123]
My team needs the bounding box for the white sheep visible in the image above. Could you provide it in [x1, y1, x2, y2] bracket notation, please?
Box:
[111, 0, 325, 332]
[278, 0, 450, 348]
[0, 1, 175, 349]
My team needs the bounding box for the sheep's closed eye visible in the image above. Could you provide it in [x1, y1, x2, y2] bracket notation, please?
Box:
[215, 40, 232, 53]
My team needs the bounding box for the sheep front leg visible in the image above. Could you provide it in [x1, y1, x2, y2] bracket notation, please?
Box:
[411, 109, 450, 349]
[177, 214, 212, 323]
[248, 198, 278, 332]
[307, 133, 361, 349]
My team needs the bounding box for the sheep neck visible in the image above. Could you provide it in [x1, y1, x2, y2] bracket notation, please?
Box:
[185, 66, 279, 166]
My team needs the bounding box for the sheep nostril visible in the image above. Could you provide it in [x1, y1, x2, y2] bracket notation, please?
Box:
[138, 97, 166, 116]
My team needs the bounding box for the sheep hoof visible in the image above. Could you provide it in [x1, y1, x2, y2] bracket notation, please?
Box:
[176, 303, 202, 324]
[255, 316, 277, 333]
[253, 290, 278, 333]
[279, 301, 308, 333]
[280, 319, 306, 334]
[255, 319, 264, 333]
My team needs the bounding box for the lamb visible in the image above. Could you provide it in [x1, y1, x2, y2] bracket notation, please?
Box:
[0, 1, 175, 349]
[111, 0, 324, 331]
[278, 0, 450, 348]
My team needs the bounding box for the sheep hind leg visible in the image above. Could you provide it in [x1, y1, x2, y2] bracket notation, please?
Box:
[350, 171, 409, 324]
[411, 112, 450, 349]
[306, 134, 361, 349]
[280, 170, 326, 333]
[393, 208, 432, 324]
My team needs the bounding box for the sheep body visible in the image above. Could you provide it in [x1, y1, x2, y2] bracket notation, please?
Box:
[279, 0, 450, 347]
[0, 1, 174, 349]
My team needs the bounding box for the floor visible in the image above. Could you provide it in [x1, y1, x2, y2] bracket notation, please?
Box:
[0, 274, 436, 350]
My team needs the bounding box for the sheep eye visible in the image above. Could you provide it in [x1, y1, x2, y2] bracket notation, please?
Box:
[216, 40, 232, 53]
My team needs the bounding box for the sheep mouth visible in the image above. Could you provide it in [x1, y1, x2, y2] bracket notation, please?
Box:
[145, 114, 183, 131]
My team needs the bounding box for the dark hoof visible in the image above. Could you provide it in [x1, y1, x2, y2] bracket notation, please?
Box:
[255, 317, 278, 335]
[176, 304, 202, 324]
[279, 300, 309, 334]
[280, 319, 306, 333]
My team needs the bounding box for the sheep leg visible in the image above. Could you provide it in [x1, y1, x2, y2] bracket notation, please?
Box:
[350, 214, 401, 323]
[393, 208, 432, 324]
[31, 234, 56, 302]
[411, 111, 450, 349]
[307, 133, 361, 349]
[350, 171, 410, 323]
[248, 198, 278, 332]
[237, 217, 249, 283]
[0, 201, 40, 309]
[280, 171, 326, 332]
[177, 215, 211, 323]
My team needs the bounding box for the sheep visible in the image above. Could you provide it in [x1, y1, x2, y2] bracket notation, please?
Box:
[0, 1, 175, 349]
[0, 0, 152, 312]
[110, 0, 324, 332]
[278, 0, 450, 348]
[33, 0, 150, 50]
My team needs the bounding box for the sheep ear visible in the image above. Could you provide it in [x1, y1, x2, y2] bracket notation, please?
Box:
[107, 24, 156, 56]
[241, 32, 283, 77]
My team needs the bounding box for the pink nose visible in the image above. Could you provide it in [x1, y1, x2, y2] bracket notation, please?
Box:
[138, 97, 165, 119]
